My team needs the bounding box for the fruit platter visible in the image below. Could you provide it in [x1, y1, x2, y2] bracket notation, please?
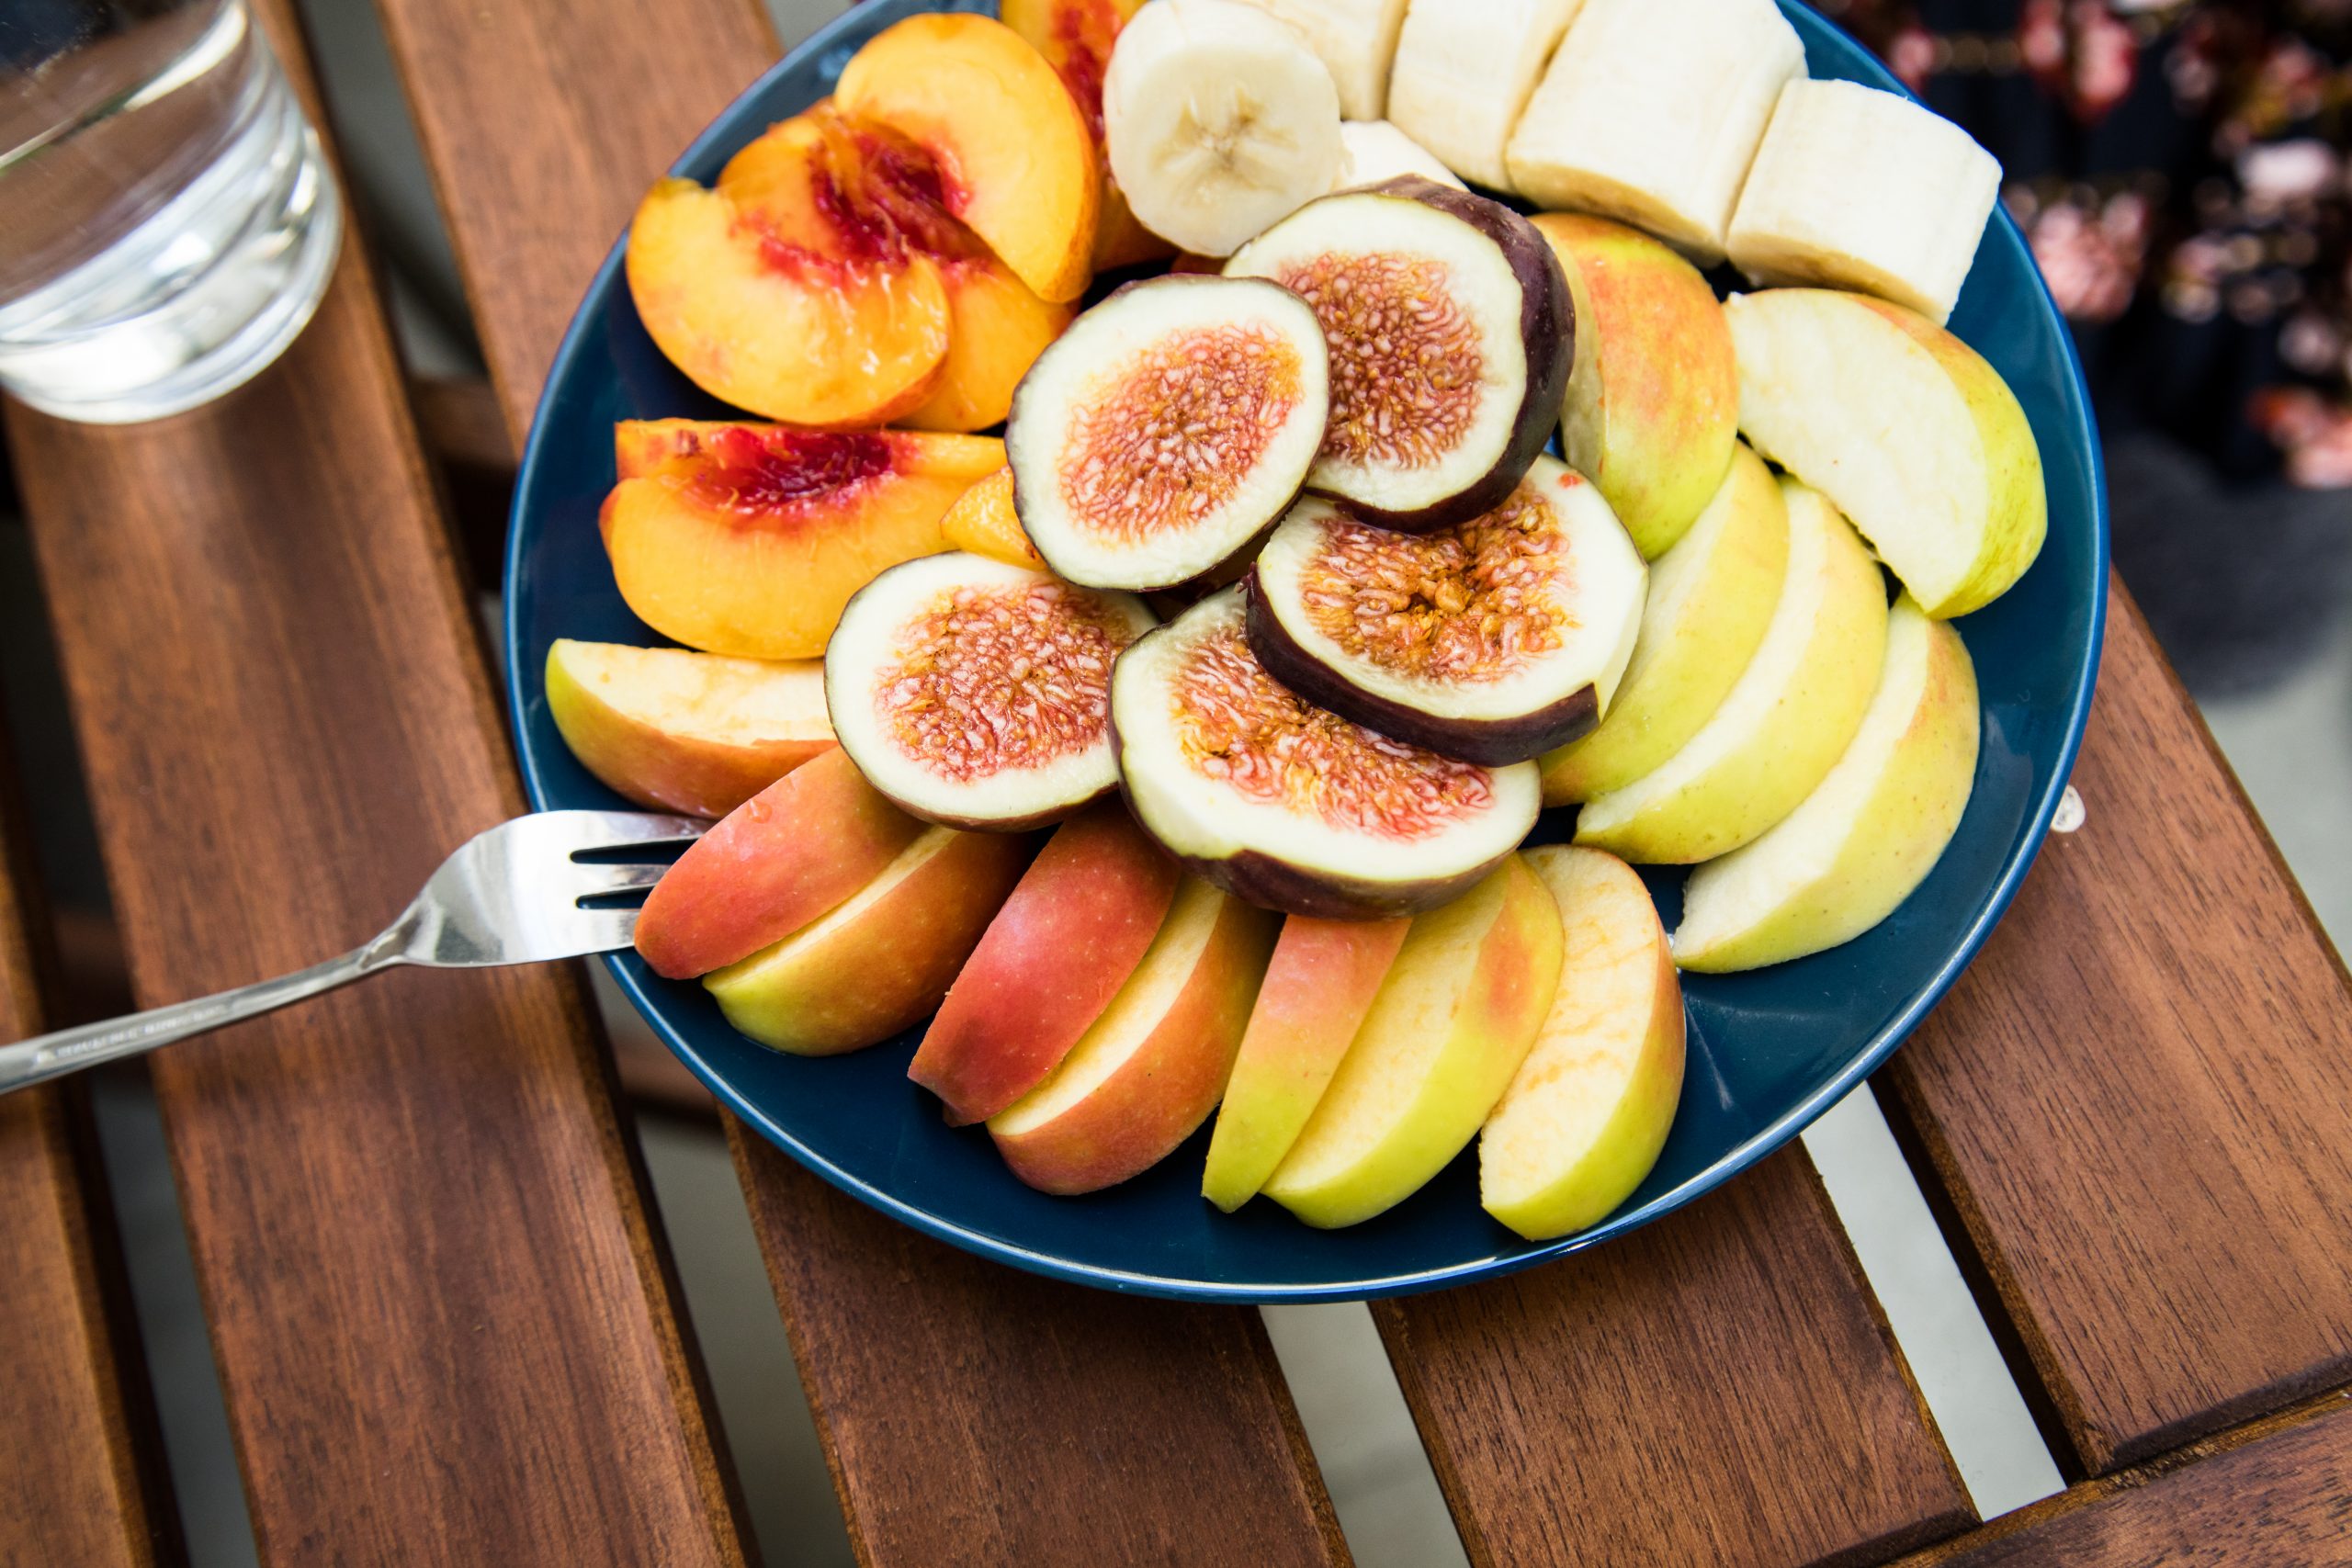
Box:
[506, 0, 2104, 1299]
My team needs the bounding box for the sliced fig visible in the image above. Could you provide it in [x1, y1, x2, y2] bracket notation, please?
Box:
[1006, 274, 1330, 592]
[826, 551, 1157, 830]
[1224, 177, 1572, 533]
[1112, 587, 1541, 919]
[1245, 456, 1647, 766]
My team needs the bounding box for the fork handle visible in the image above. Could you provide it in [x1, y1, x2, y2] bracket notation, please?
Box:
[0, 940, 401, 1097]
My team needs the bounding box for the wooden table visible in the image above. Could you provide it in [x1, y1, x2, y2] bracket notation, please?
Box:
[4, 3, 2349, 1562]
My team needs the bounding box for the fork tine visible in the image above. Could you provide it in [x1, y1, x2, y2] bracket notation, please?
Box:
[571, 863, 667, 897]
[542, 809, 710, 853]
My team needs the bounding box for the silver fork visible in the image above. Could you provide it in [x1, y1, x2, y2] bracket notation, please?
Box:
[0, 810, 703, 1098]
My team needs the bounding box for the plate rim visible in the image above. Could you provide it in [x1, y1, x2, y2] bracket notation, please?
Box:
[503, 0, 2109, 1303]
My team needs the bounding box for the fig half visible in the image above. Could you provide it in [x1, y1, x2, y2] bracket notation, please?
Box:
[1112, 587, 1541, 919]
[1007, 275, 1331, 592]
[827, 551, 1157, 830]
[1225, 177, 1572, 533]
[1245, 456, 1648, 766]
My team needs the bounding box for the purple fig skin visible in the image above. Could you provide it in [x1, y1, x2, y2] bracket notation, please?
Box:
[865, 776, 1116, 835]
[1240, 570, 1600, 767]
[1299, 177, 1575, 536]
[1173, 842, 1509, 920]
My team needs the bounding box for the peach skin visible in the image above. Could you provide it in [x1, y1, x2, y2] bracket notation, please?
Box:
[911, 800, 1180, 1124]
[633, 748, 923, 979]
[706, 826, 1034, 1055]
[988, 879, 1278, 1195]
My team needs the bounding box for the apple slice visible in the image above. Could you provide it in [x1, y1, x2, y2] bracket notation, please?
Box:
[545, 639, 831, 818]
[1674, 598, 1980, 972]
[1261, 855, 1564, 1229]
[1480, 846, 1684, 1240]
[1531, 212, 1738, 560]
[1202, 914, 1409, 1213]
[988, 878, 1278, 1195]
[1725, 288, 2047, 618]
[911, 801, 1181, 1125]
[705, 826, 1034, 1055]
[632, 748, 923, 980]
[1574, 478, 1889, 864]
[1542, 443, 1789, 805]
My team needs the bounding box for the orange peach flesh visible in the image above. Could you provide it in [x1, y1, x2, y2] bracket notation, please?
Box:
[999, 0, 1170, 273]
[912, 801, 1180, 1124]
[899, 258, 1075, 433]
[633, 747, 923, 980]
[937, 467, 1043, 569]
[545, 639, 832, 818]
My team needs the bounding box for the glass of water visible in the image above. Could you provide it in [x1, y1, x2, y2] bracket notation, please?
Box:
[0, 0, 342, 423]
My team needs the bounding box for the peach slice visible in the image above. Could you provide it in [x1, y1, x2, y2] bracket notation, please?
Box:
[545, 639, 831, 818]
[911, 800, 1180, 1124]
[988, 878, 1279, 1194]
[1262, 854, 1565, 1228]
[1201, 915, 1410, 1213]
[627, 153, 950, 427]
[633, 748, 923, 980]
[601, 421, 1002, 660]
[705, 826, 1034, 1055]
[835, 13, 1101, 303]
[899, 257, 1076, 434]
[999, 0, 1173, 273]
[937, 467, 1044, 569]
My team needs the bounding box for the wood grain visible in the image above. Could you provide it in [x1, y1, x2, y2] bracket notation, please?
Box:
[730, 1134, 1351, 1568]
[1892, 1387, 2352, 1565]
[1879, 580, 2352, 1476]
[1377, 1150, 1973, 1568]
[0, 765, 174, 1566]
[0, 3, 750, 1561]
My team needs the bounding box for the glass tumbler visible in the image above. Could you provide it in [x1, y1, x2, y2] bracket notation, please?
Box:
[0, 0, 342, 423]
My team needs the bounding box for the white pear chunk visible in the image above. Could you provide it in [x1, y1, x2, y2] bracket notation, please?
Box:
[1725, 287, 2047, 619]
[1385, 0, 1585, 192]
[1675, 598, 1980, 972]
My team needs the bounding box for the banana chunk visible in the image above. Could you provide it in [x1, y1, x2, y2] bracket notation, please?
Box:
[1386, 0, 1584, 192]
[1726, 79, 2002, 325]
[1104, 0, 1343, 258]
[1333, 119, 1464, 191]
[1234, 0, 1409, 120]
[1504, 0, 1803, 263]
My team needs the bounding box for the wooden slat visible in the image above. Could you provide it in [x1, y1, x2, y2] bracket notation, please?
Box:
[1, 3, 750, 1561]
[733, 1137, 1351, 1566]
[1891, 1388, 2352, 1565]
[1378, 1149, 1973, 1568]
[1878, 581, 2352, 1476]
[0, 758, 174, 1565]
[366, 0, 1355, 1554]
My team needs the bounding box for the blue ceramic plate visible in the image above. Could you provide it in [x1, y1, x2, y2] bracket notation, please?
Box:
[506, 0, 2106, 1302]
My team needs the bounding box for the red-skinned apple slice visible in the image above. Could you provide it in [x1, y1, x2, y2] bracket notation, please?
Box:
[911, 801, 1180, 1124]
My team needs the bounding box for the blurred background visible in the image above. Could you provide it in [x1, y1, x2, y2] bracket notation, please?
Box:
[2, 1, 2346, 1563]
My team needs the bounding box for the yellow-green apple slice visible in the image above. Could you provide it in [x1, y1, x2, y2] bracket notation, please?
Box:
[546, 639, 832, 819]
[1480, 845, 1684, 1240]
[1674, 598, 1980, 972]
[633, 748, 923, 979]
[1530, 212, 1738, 560]
[1113, 589, 1542, 919]
[1574, 478, 1888, 863]
[910, 801, 1181, 1124]
[704, 827, 1034, 1054]
[1725, 288, 2047, 617]
[1261, 854, 1564, 1228]
[989, 878, 1279, 1194]
[1201, 914, 1411, 1212]
[1542, 443, 1789, 805]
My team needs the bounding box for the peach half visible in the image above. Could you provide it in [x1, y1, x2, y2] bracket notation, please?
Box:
[835, 13, 1101, 303]
[911, 800, 1180, 1124]
[545, 639, 832, 819]
[600, 421, 1001, 660]
[938, 467, 1044, 569]
[705, 826, 1034, 1055]
[633, 748, 922, 980]
[988, 878, 1279, 1195]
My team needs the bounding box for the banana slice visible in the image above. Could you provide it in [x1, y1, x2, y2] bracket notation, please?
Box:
[1726, 80, 2002, 325]
[1104, 0, 1343, 258]
[1233, 0, 1409, 120]
[1333, 119, 1464, 191]
[1505, 0, 1803, 263]
[1385, 0, 1584, 192]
